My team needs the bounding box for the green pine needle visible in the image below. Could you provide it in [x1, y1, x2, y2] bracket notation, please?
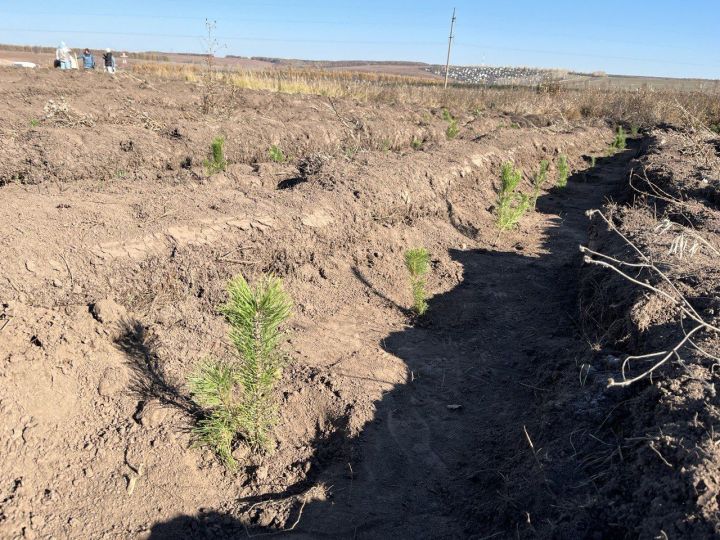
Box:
[405, 248, 431, 315]
[556, 155, 570, 188]
[496, 162, 530, 231]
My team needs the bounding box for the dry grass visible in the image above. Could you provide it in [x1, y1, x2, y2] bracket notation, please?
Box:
[131, 62, 720, 127]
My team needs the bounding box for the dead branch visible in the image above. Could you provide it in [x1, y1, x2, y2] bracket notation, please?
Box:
[608, 325, 704, 388]
[580, 208, 720, 387]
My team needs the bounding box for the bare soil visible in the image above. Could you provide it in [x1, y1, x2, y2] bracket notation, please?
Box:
[1, 67, 719, 539]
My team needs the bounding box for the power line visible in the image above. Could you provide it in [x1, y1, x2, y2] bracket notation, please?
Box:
[0, 27, 445, 46]
[2, 27, 718, 71]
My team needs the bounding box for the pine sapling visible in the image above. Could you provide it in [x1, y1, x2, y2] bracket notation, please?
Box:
[531, 159, 550, 209]
[268, 145, 285, 163]
[610, 126, 627, 152]
[556, 155, 569, 188]
[404, 248, 431, 316]
[442, 109, 459, 139]
[188, 274, 292, 468]
[204, 136, 227, 174]
[496, 162, 530, 230]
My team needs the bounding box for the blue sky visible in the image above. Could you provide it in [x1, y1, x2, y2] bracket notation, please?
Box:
[1, 0, 718, 79]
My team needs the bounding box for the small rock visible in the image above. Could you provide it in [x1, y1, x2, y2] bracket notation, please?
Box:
[25, 260, 38, 274]
[255, 465, 269, 482]
[52, 279, 63, 288]
[90, 299, 127, 324]
[256, 508, 276, 528]
[97, 368, 127, 397]
[133, 400, 168, 428]
[227, 163, 254, 176]
[446, 404, 463, 411]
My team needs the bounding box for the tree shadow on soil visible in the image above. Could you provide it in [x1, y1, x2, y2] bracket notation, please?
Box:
[116, 318, 200, 417]
[351, 266, 410, 315]
[145, 144, 649, 538]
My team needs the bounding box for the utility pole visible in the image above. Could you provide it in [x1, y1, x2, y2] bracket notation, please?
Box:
[444, 7, 456, 89]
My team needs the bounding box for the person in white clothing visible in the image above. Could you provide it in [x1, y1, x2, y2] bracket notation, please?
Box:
[55, 42, 72, 69]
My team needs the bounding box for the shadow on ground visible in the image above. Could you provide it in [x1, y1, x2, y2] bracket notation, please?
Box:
[143, 143, 651, 539]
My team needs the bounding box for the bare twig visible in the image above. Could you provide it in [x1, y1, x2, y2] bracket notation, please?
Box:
[608, 325, 703, 387]
[583, 209, 708, 325]
[580, 253, 710, 329]
[326, 96, 357, 130]
[648, 441, 673, 468]
[60, 253, 74, 290]
[0, 317, 11, 333]
[523, 425, 543, 469]
[217, 245, 256, 261]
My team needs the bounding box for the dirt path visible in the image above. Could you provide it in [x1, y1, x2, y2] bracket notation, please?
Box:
[265, 145, 641, 539]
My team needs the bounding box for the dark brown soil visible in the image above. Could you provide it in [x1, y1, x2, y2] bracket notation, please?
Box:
[2, 67, 719, 539]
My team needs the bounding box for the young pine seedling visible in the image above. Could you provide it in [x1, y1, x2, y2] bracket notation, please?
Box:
[404, 248, 431, 316]
[188, 274, 292, 469]
[268, 145, 286, 163]
[495, 162, 530, 231]
[204, 136, 227, 174]
[611, 126, 627, 151]
[446, 119, 460, 139]
[531, 159, 550, 210]
[556, 155, 570, 188]
[442, 109, 459, 139]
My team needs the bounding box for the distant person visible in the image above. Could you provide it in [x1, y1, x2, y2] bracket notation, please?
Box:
[55, 41, 72, 69]
[81, 48, 95, 70]
[103, 48, 116, 73]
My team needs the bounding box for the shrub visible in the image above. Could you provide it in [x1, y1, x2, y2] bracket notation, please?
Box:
[590, 155, 597, 168]
[611, 126, 627, 151]
[630, 125, 639, 137]
[496, 162, 530, 230]
[404, 248, 431, 316]
[556, 155, 569, 188]
[411, 136, 423, 150]
[531, 159, 550, 209]
[189, 274, 292, 468]
[204, 136, 227, 174]
[268, 144, 285, 163]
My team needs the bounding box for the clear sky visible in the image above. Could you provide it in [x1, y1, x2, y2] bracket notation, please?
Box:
[1, 0, 718, 79]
